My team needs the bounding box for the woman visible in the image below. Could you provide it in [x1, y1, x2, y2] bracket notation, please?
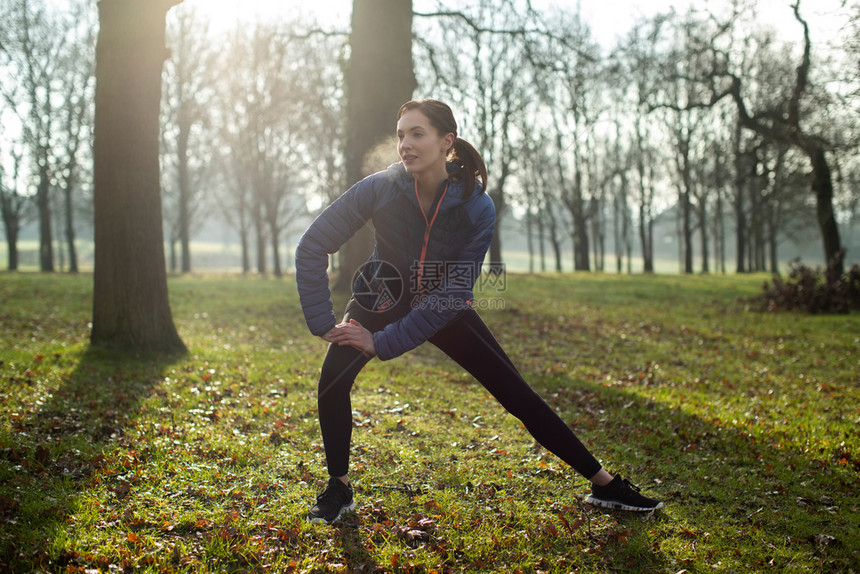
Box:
[295, 99, 662, 523]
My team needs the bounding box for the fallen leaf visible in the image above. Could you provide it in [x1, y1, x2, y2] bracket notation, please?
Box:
[0, 495, 20, 514]
[811, 534, 837, 550]
[608, 527, 631, 544]
[35, 445, 51, 467]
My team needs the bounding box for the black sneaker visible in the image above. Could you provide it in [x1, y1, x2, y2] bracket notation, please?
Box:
[585, 475, 663, 512]
[307, 477, 356, 524]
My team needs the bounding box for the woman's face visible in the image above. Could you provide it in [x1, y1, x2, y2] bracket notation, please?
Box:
[396, 109, 454, 178]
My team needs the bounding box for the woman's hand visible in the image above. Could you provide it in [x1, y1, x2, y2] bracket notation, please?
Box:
[319, 325, 340, 343]
[326, 319, 376, 358]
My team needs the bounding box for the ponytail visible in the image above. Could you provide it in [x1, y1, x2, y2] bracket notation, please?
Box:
[398, 99, 489, 199]
[449, 137, 488, 200]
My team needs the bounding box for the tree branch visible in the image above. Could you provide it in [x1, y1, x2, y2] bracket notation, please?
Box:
[413, 8, 596, 61]
[414, 10, 530, 36]
[787, 0, 812, 126]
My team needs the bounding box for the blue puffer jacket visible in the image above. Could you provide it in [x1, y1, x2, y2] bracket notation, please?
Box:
[295, 162, 495, 360]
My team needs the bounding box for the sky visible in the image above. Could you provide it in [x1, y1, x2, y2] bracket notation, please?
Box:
[186, 0, 850, 47]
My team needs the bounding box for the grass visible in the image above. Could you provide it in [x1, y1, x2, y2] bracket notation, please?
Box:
[0, 271, 857, 573]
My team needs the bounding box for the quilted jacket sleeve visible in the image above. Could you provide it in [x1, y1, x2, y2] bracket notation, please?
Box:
[295, 176, 378, 336]
[372, 193, 495, 360]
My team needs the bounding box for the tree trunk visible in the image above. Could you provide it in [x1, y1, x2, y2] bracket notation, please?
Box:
[254, 201, 266, 274]
[1, 164, 24, 272]
[808, 146, 842, 274]
[542, 203, 560, 272]
[677, 142, 694, 274]
[573, 220, 590, 272]
[570, 172, 590, 271]
[638, 201, 653, 273]
[63, 180, 79, 273]
[334, 0, 415, 291]
[240, 227, 250, 274]
[767, 215, 779, 275]
[637, 182, 654, 274]
[178, 113, 192, 273]
[646, 214, 655, 273]
[91, 0, 186, 354]
[590, 198, 604, 272]
[714, 188, 725, 274]
[733, 152, 749, 273]
[270, 220, 283, 278]
[2, 218, 19, 271]
[487, 189, 505, 274]
[699, 198, 709, 274]
[552, 237, 562, 273]
[5, 239, 17, 271]
[37, 156, 54, 272]
[614, 192, 623, 274]
[538, 209, 547, 272]
[619, 173, 632, 274]
[526, 205, 534, 274]
[635, 119, 654, 274]
[487, 123, 513, 276]
[639, 204, 654, 273]
[732, 122, 752, 274]
[681, 188, 694, 274]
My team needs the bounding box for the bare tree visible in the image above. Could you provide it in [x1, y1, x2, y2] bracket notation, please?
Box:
[212, 29, 257, 274]
[161, 3, 216, 273]
[1, 0, 61, 271]
[541, 9, 603, 271]
[706, 104, 735, 274]
[0, 0, 96, 273]
[519, 128, 568, 272]
[655, 9, 723, 274]
[54, 0, 96, 273]
[0, 147, 29, 271]
[612, 17, 669, 274]
[299, 34, 348, 208]
[713, 2, 848, 272]
[0, 1, 29, 271]
[606, 118, 635, 274]
[213, 21, 332, 276]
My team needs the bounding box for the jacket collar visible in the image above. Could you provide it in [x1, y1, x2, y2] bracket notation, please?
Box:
[386, 162, 467, 212]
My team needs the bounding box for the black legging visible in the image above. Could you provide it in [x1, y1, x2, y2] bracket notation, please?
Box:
[316, 300, 603, 480]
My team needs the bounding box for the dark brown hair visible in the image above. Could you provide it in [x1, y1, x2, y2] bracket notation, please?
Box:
[397, 99, 488, 199]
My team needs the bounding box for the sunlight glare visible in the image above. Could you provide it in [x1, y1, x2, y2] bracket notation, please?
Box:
[184, 0, 352, 29]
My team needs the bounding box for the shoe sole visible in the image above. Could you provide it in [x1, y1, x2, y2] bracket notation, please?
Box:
[307, 501, 356, 524]
[584, 495, 663, 512]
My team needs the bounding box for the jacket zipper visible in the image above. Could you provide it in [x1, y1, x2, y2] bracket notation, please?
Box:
[414, 178, 450, 297]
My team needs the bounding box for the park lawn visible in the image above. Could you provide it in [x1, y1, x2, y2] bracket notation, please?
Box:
[0, 271, 857, 573]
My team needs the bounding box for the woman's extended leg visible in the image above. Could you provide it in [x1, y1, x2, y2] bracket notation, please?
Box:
[429, 309, 663, 512]
[428, 309, 603, 479]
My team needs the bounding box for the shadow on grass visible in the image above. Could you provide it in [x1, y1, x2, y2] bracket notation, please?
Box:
[544, 377, 858, 571]
[0, 346, 181, 571]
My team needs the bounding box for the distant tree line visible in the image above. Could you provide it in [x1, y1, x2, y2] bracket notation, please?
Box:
[1, 0, 858, 277]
